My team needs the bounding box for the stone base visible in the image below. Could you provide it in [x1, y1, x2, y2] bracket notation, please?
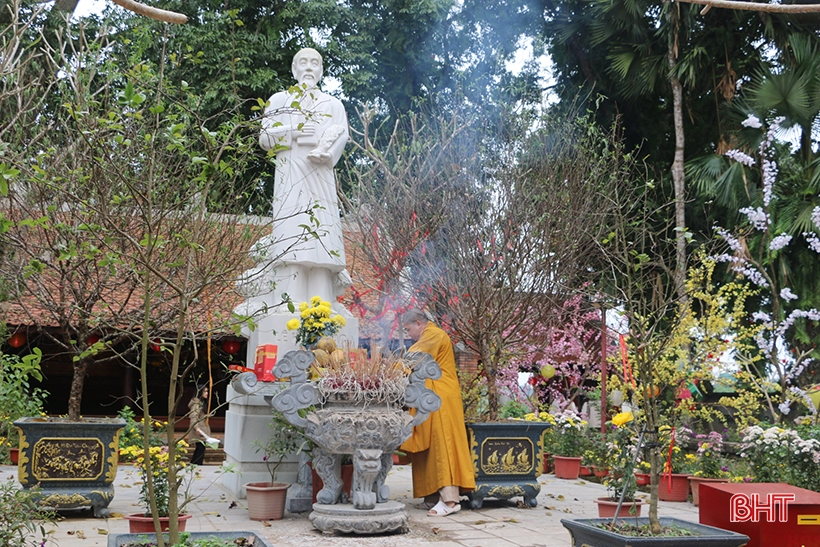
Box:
[309, 500, 408, 535]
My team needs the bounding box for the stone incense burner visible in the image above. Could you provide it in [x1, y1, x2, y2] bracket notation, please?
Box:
[233, 349, 441, 533]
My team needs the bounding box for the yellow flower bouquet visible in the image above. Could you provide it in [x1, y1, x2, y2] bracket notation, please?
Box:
[286, 296, 346, 348]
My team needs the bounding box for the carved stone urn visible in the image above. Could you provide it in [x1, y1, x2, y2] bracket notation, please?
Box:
[232, 349, 441, 534]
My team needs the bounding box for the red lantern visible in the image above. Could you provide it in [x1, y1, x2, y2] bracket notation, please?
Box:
[8, 331, 26, 348]
[87, 334, 100, 346]
[222, 339, 241, 354]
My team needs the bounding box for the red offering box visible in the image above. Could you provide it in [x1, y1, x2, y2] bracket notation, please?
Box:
[699, 482, 820, 547]
[254, 344, 278, 382]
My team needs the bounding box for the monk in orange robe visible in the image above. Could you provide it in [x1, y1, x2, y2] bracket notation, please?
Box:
[399, 309, 475, 516]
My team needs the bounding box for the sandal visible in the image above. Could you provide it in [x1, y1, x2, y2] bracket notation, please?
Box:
[427, 500, 461, 517]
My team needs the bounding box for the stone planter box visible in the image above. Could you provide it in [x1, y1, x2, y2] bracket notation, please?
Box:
[465, 421, 551, 509]
[14, 416, 125, 517]
[560, 517, 750, 547]
[108, 531, 274, 547]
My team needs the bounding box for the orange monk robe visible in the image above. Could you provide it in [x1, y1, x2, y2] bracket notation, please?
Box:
[400, 322, 476, 497]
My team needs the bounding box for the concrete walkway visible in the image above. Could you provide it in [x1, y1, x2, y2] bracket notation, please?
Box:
[3, 464, 702, 547]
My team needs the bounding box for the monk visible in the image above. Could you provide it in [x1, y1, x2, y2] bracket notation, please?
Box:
[400, 309, 475, 516]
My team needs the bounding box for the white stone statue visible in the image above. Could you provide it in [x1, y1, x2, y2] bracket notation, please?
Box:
[225, 49, 359, 502]
[257, 47, 350, 302]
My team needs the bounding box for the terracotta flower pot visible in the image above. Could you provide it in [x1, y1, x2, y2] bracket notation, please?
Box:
[579, 465, 593, 477]
[594, 497, 643, 518]
[553, 455, 583, 480]
[245, 482, 289, 521]
[124, 513, 192, 533]
[634, 472, 651, 486]
[9, 447, 19, 465]
[542, 454, 553, 475]
[689, 476, 730, 506]
[657, 473, 691, 502]
[592, 466, 609, 479]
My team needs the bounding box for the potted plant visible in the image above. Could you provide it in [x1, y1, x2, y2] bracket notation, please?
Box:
[595, 412, 643, 518]
[585, 429, 612, 479]
[123, 443, 196, 533]
[549, 409, 588, 479]
[656, 425, 693, 503]
[245, 411, 310, 521]
[687, 431, 731, 506]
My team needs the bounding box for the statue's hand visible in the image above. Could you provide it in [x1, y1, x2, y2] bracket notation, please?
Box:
[308, 151, 331, 164]
[298, 121, 317, 137]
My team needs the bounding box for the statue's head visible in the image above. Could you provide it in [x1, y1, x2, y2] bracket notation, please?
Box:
[292, 48, 323, 88]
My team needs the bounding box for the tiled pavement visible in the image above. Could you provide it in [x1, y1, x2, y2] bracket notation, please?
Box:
[2, 464, 702, 547]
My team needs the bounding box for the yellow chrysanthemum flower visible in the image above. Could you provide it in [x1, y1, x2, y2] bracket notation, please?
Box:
[286, 318, 300, 330]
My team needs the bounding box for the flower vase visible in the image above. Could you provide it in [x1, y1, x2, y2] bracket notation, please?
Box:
[657, 473, 691, 502]
[553, 455, 582, 480]
[689, 476, 730, 506]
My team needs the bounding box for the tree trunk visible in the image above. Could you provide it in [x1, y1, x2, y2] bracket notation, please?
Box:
[68, 359, 88, 421]
[480, 340, 498, 421]
[667, 3, 688, 304]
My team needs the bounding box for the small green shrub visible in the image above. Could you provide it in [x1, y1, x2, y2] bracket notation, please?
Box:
[0, 477, 56, 547]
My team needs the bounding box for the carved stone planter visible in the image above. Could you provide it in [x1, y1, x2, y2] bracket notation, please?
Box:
[14, 417, 125, 517]
[232, 350, 441, 534]
[465, 421, 551, 509]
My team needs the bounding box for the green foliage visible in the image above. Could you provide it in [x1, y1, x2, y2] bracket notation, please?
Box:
[254, 411, 311, 484]
[0, 350, 48, 463]
[583, 431, 611, 469]
[499, 399, 530, 420]
[0, 478, 56, 547]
